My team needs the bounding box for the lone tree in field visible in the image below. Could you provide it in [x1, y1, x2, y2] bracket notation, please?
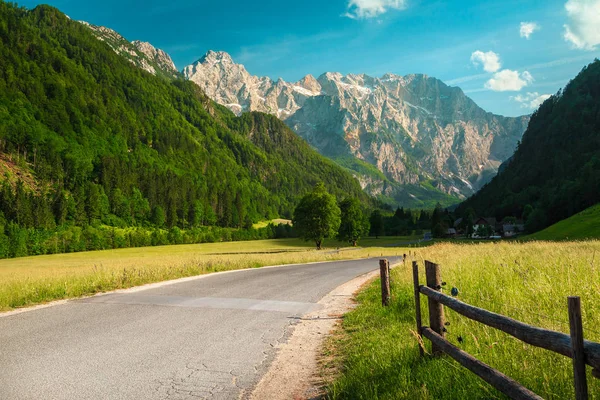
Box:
[337, 198, 369, 246]
[293, 183, 341, 250]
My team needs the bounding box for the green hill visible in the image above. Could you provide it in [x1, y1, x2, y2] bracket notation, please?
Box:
[457, 59, 600, 233]
[0, 2, 368, 257]
[523, 203, 600, 240]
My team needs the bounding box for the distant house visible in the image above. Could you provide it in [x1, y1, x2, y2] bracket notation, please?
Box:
[446, 228, 458, 238]
[472, 217, 497, 238]
[503, 222, 526, 237]
[515, 224, 525, 232]
[473, 217, 493, 229]
[453, 218, 464, 234]
[503, 224, 516, 237]
[423, 232, 433, 240]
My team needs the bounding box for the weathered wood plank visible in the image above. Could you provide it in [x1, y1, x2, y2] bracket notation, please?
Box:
[424, 261, 445, 355]
[412, 261, 424, 356]
[419, 285, 600, 370]
[422, 327, 543, 400]
[569, 296, 588, 400]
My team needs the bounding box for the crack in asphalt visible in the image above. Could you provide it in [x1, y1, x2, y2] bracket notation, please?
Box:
[155, 362, 242, 399]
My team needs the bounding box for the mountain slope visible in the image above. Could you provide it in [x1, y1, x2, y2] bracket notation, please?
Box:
[79, 21, 179, 79]
[458, 60, 600, 231]
[0, 3, 367, 233]
[522, 203, 600, 240]
[183, 52, 530, 206]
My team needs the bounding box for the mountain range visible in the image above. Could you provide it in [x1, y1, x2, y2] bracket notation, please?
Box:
[183, 51, 530, 206]
[84, 25, 530, 208]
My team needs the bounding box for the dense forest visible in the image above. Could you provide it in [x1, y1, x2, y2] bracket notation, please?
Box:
[0, 3, 368, 257]
[458, 59, 600, 231]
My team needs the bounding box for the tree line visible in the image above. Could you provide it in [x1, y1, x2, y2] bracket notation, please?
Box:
[293, 183, 442, 249]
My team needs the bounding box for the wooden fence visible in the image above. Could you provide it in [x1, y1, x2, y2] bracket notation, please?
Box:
[380, 258, 600, 400]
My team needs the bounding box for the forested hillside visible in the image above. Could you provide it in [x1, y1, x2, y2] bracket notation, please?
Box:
[0, 3, 367, 257]
[458, 60, 600, 232]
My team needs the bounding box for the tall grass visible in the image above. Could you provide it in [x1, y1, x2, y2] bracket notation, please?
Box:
[327, 241, 600, 399]
[0, 238, 408, 311]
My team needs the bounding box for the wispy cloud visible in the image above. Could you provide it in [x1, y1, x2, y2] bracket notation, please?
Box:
[563, 0, 600, 50]
[523, 54, 597, 70]
[511, 92, 551, 109]
[445, 73, 490, 86]
[235, 31, 349, 67]
[344, 0, 407, 19]
[447, 54, 595, 88]
[463, 88, 490, 94]
[520, 22, 540, 39]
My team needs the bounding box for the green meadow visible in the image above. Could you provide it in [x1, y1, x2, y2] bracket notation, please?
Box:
[523, 204, 600, 241]
[326, 241, 600, 399]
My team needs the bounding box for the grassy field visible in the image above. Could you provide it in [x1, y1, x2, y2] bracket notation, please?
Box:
[252, 218, 292, 229]
[523, 204, 600, 241]
[326, 241, 600, 399]
[0, 236, 414, 312]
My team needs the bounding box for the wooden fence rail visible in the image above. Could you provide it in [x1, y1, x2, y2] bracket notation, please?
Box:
[410, 260, 600, 400]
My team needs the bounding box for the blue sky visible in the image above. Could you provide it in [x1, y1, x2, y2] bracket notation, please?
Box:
[18, 0, 600, 116]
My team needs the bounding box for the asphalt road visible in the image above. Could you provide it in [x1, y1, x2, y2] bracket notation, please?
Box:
[0, 256, 401, 400]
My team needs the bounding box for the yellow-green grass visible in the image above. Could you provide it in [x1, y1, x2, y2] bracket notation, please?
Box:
[523, 204, 600, 241]
[0, 238, 408, 312]
[327, 241, 600, 399]
[252, 218, 292, 229]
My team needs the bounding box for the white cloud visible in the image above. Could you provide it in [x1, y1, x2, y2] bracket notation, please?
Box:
[344, 0, 407, 19]
[470, 50, 501, 73]
[520, 22, 539, 39]
[511, 92, 552, 109]
[563, 0, 600, 50]
[485, 69, 534, 91]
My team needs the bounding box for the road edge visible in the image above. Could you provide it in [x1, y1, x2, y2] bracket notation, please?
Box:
[248, 261, 402, 399]
[0, 257, 377, 318]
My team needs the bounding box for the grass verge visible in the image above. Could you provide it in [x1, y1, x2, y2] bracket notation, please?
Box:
[522, 203, 600, 241]
[325, 241, 600, 399]
[0, 238, 409, 312]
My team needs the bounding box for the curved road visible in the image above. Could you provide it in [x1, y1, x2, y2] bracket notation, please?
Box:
[0, 256, 401, 400]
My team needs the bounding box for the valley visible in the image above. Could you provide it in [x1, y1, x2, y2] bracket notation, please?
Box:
[1, 0, 600, 399]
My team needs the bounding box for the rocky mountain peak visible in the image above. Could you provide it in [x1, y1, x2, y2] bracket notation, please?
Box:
[381, 73, 400, 81]
[199, 50, 234, 65]
[296, 74, 321, 92]
[182, 51, 530, 204]
[131, 40, 177, 73]
[320, 72, 344, 82]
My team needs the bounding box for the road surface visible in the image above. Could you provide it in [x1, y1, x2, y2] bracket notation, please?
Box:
[0, 256, 401, 400]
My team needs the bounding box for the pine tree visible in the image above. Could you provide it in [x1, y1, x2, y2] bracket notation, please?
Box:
[369, 209, 385, 238]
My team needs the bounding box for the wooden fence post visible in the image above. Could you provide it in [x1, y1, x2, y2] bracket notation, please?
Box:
[425, 260, 445, 355]
[380, 259, 390, 307]
[569, 296, 588, 400]
[413, 261, 424, 356]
